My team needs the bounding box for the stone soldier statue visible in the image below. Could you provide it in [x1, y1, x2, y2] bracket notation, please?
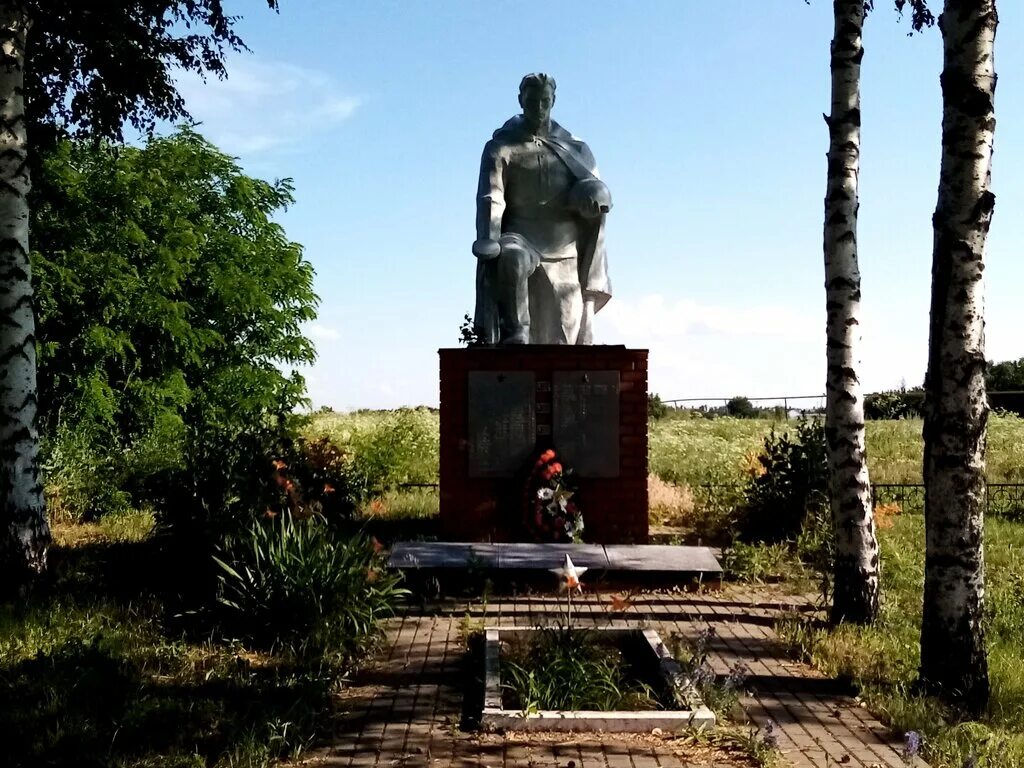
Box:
[473, 73, 612, 345]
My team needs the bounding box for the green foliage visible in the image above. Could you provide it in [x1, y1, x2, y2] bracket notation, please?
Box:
[987, 358, 1024, 391]
[722, 541, 802, 584]
[775, 514, 1024, 768]
[648, 392, 670, 420]
[214, 513, 405, 658]
[307, 408, 440, 499]
[32, 129, 318, 526]
[458, 312, 484, 346]
[726, 396, 758, 419]
[864, 388, 924, 420]
[738, 419, 829, 544]
[27, 1, 279, 146]
[502, 627, 659, 712]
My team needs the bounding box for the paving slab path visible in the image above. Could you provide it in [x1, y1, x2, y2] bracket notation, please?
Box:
[300, 586, 918, 768]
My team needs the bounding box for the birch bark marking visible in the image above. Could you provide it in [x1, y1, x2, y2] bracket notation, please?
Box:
[823, 0, 879, 625]
[0, 3, 47, 584]
[920, 0, 997, 714]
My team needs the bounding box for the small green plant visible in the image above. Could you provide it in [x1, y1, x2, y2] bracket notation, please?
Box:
[502, 627, 659, 712]
[669, 626, 750, 717]
[458, 312, 484, 346]
[213, 512, 406, 657]
[739, 418, 829, 543]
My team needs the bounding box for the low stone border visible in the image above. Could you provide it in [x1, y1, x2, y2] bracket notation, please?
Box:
[481, 626, 716, 733]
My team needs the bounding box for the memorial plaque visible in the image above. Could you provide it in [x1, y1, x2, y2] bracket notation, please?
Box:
[553, 371, 620, 477]
[467, 371, 536, 477]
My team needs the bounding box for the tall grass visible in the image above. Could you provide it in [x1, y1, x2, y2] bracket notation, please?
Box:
[307, 410, 1024, 494]
[307, 408, 439, 495]
[776, 514, 1024, 768]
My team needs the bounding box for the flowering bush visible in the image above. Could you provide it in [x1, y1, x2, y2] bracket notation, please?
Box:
[523, 449, 584, 543]
[267, 435, 356, 523]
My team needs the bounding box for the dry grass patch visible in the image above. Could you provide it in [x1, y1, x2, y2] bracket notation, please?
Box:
[648, 474, 695, 526]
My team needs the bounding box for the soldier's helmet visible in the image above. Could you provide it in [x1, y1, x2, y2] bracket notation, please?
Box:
[568, 178, 612, 219]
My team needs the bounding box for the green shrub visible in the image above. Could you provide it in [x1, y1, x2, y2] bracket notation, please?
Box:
[213, 513, 406, 658]
[738, 419, 828, 544]
[33, 130, 318, 533]
[726, 396, 758, 419]
[864, 389, 923, 420]
[648, 393, 670, 421]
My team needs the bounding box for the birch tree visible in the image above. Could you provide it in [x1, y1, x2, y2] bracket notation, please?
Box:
[823, 0, 879, 625]
[920, 0, 997, 714]
[0, 0, 279, 589]
[822, 0, 936, 625]
[0, 4, 43, 583]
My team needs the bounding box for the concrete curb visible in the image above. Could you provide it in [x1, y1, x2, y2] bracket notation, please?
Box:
[481, 626, 717, 733]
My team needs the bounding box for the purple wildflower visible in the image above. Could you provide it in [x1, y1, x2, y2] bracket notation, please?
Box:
[902, 730, 922, 763]
[694, 625, 717, 657]
[692, 660, 716, 688]
[724, 662, 751, 692]
[761, 719, 779, 750]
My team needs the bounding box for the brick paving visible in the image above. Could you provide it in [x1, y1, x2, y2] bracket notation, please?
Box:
[300, 586, 916, 768]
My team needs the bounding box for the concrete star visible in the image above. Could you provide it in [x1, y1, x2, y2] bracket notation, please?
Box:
[549, 553, 588, 592]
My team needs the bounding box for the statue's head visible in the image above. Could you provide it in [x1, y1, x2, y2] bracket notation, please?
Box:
[518, 73, 556, 130]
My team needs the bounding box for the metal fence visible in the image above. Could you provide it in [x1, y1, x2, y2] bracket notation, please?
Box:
[872, 482, 1024, 521]
[659, 391, 1024, 418]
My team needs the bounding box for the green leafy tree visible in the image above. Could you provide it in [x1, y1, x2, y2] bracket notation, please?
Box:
[32, 128, 317, 529]
[0, 0, 279, 587]
[986, 358, 1024, 391]
[647, 393, 670, 421]
[726, 396, 757, 419]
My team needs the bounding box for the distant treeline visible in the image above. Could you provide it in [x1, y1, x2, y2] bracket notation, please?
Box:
[649, 357, 1024, 421]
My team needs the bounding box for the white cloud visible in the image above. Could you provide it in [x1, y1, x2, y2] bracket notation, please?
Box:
[599, 293, 819, 345]
[594, 293, 925, 404]
[174, 58, 362, 157]
[306, 322, 341, 342]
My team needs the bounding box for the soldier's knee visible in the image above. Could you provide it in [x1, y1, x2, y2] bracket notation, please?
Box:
[497, 242, 534, 280]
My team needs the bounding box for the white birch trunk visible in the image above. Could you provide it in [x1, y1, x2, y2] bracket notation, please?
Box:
[920, 0, 997, 715]
[0, 3, 47, 585]
[823, 0, 879, 625]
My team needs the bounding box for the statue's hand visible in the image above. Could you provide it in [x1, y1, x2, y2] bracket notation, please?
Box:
[577, 297, 596, 345]
[472, 238, 501, 260]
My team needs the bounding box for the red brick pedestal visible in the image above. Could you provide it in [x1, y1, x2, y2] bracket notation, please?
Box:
[439, 346, 648, 544]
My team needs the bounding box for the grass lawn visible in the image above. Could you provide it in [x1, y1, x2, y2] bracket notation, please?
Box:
[776, 513, 1024, 768]
[0, 514, 345, 768]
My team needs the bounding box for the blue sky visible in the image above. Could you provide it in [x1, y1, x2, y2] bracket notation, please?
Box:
[175, 1, 1024, 409]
